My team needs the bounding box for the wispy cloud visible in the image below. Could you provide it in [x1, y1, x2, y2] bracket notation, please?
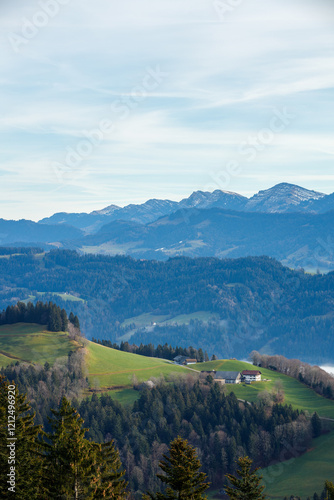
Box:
[0, 0, 333, 219]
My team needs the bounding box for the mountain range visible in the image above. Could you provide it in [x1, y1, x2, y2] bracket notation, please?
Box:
[39, 182, 331, 232]
[1, 183, 334, 271]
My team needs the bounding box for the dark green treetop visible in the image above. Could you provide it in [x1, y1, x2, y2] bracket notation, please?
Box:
[225, 456, 267, 500]
[143, 436, 210, 499]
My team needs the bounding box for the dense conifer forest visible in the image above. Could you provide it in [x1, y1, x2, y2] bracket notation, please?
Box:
[0, 250, 333, 362]
[0, 301, 80, 332]
[1, 355, 313, 498]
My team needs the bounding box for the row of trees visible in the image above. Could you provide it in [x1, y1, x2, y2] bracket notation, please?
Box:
[91, 338, 211, 362]
[0, 246, 43, 255]
[0, 301, 80, 333]
[251, 351, 334, 400]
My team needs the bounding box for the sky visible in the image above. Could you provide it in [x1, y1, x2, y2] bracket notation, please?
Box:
[1, 0, 334, 221]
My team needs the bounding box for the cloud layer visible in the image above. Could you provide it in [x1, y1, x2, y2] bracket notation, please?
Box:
[1, 0, 334, 219]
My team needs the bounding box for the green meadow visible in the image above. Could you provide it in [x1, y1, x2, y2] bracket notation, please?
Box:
[85, 340, 190, 389]
[121, 310, 216, 329]
[1, 323, 334, 497]
[195, 359, 334, 419]
[263, 431, 334, 498]
[0, 323, 79, 367]
[208, 430, 334, 499]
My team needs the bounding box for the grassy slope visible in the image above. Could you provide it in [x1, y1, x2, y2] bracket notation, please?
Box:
[198, 360, 334, 499]
[86, 341, 190, 388]
[0, 323, 79, 367]
[263, 431, 334, 498]
[104, 388, 140, 405]
[1, 324, 334, 495]
[207, 431, 334, 500]
[195, 359, 334, 418]
[119, 311, 218, 341]
[121, 311, 216, 328]
[121, 313, 169, 328]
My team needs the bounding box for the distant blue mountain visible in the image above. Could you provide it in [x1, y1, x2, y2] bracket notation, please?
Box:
[38, 183, 332, 233]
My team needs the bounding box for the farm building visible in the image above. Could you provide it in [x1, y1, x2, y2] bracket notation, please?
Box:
[214, 371, 241, 384]
[173, 355, 197, 365]
[184, 358, 197, 365]
[242, 370, 262, 382]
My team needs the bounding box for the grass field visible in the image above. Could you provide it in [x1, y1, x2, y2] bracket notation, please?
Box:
[195, 359, 334, 418]
[121, 311, 217, 328]
[105, 388, 140, 405]
[121, 313, 170, 328]
[263, 431, 334, 498]
[86, 341, 190, 388]
[36, 291, 85, 303]
[0, 323, 79, 367]
[162, 311, 218, 325]
[119, 311, 217, 342]
[207, 431, 334, 499]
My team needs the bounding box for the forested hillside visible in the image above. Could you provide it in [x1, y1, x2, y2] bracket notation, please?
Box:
[0, 250, 334, 363]
[0, 360, 312, 498]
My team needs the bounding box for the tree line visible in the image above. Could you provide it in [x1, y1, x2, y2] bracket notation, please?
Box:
[251, 351, 334, 400]
[91, 338, 211, 362]
[0, 301, 80, 332]
[0, 246, 43, 255]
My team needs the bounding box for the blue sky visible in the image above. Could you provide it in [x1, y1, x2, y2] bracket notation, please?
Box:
[1, 0, 334, 220]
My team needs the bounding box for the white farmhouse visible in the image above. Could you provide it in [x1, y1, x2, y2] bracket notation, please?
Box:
[242, 370, 262, 382]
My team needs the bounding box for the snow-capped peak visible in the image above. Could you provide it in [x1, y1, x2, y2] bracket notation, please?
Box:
[245, 183, 325, 213]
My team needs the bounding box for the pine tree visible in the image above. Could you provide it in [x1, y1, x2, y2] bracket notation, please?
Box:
[144, 436, 210, 499]
[225, 456, 267, 500]
[325, 481, 334, 500]
[311, 412, 322, 437]
[61, 308, 69, 332]
[0, 376, 44, 498]
[92, 439, 128, 499]
[40, 397, 95, 499]
[73, 315, 80, 330]
[48, 304, 62, 332]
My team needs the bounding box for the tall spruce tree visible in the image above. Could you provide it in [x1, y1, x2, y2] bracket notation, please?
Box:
[311, 412, 322, 437]
[40, 397, 95, 499]
[325, 481, 334, 500]
[225, 456, 267, 500]
[144, 436, 210, 499]
[0, 376, 43, 498]
[92, 439, 128, 499]
[60, 308, 68, 332]
[72, 315, 80, 330]
[48, 304, 62, 332]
